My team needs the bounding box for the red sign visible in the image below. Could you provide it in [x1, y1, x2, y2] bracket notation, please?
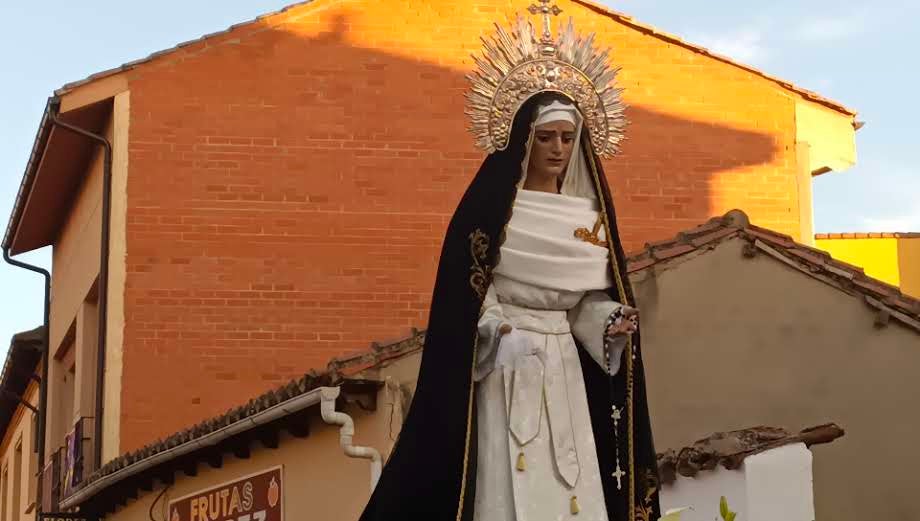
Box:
[167, 466, 283, 521]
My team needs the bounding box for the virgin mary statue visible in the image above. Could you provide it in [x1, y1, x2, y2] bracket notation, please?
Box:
[359, 7, 660, 521]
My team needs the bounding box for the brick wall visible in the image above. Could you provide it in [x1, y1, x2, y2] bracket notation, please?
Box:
[118, 0, 804, 451]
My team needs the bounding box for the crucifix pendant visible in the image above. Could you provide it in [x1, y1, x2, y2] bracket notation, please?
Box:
[612, 463, 625, 490]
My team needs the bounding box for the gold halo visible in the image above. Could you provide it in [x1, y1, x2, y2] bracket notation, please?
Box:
[465, 16, 627, 158]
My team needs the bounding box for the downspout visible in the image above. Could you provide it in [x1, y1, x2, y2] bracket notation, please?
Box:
[47, 115, 113, 472]
[2, 248, 50, 521]
[319, 386, 382, 492]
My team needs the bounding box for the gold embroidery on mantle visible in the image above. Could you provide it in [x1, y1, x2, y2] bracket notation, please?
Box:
[469, 229, 492, 299]
[634, 470, 659, 521]
[574, 216, 608, 248]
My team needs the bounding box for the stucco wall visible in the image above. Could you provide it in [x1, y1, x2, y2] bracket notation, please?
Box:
[633, 237, 920, 521]
[0, 382, 39, 521]
[49, 115, 109, 353]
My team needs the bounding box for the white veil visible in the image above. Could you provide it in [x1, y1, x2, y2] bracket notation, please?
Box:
[518, 99, 598, 200]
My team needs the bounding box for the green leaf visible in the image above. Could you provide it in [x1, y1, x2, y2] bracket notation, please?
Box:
[719, 497, 729, 519]
[726, 512, 736, 521]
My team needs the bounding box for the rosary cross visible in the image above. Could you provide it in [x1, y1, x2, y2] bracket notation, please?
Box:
[612, 464, 626, 490]
[528, 0, 562, 44]
[610, 405, 622, 429]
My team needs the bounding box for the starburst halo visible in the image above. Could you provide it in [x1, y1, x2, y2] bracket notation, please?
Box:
[465, 14, 627, 158]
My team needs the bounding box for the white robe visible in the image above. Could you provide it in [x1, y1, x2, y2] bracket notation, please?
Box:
[473, 190, 628, 521]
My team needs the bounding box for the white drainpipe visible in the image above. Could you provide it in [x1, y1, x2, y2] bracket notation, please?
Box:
[320, 386, 383, 492]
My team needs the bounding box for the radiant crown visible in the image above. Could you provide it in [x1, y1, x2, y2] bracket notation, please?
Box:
[465, 0, 627, 158]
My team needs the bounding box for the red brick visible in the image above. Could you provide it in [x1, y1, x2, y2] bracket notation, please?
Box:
[116, 0, 808, 453]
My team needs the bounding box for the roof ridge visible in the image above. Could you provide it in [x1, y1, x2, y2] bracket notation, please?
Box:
[572, 0, 856, 116]
[54, 0, 854, 118]
[55, 0, 321, 95]
[626, 210, 920, 331]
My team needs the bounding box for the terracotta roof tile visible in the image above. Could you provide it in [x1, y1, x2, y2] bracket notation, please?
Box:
[656, 423, 844, 484]
[744, 226, 797, 249]
[688, 227, 738, 248]
[650, 243, 696, 261]
[786, 248, 829, 268]
[626, 210, 920, 333]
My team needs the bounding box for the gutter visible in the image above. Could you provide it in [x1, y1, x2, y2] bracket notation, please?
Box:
[1, 249, 50, 521]
[2, 96, 58, 521]
[319, 386, 382, 492]
[60, 386, 330, 510]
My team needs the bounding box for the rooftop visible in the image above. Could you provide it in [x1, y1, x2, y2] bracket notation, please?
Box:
[626, 210, 920, 333]
[0, 327, 43, 438]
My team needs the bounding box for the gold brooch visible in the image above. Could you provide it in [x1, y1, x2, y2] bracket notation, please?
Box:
[574, 216, 608, 248]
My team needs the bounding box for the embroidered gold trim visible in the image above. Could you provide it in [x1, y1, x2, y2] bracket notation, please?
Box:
[469, 229, 492, 299]
[574, 216, 609, 248]
[455, 330, 479, 521]
[457, 228, 496, 520]
[634, 470, 659, 521]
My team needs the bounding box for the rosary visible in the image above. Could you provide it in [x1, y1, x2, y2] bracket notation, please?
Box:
[603, 308, 628, 490]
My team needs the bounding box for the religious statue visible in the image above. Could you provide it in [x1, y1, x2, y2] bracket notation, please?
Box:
[358, 3, 660, 520]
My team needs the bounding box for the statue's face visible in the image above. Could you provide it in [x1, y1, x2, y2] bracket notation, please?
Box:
[528, 120, 577, 180]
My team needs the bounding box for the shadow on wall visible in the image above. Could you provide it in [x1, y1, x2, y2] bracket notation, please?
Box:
[120, 12, 778, 450]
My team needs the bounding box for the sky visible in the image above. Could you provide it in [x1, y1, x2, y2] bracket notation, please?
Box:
[1, 0, 917, 353]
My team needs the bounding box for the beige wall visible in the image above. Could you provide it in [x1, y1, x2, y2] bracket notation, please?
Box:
[47, 98, 130, 471]
[0, 382, 40, 521]
[49, 113, 108, 352]
[631, 237, 920, 521]
[101, 353, 419, 521]
[795, 100, 856, 174]
[47, 108, 108, 454]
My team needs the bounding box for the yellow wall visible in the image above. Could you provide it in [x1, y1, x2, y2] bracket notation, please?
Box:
[0, 381, 39, 521]
[898, 238, 920, 298]
[816, 237, 920, 297]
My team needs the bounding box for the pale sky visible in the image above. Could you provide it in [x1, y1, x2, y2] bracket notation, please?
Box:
[1, 0, 917, 353]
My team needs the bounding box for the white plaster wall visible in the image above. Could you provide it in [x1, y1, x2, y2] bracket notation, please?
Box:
[745, 444, 815, 521]
[660, 443, 815, 521]
[660, 464, 748, 521]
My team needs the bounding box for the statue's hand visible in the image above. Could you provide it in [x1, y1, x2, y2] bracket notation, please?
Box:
[605, 306, 638, 338]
